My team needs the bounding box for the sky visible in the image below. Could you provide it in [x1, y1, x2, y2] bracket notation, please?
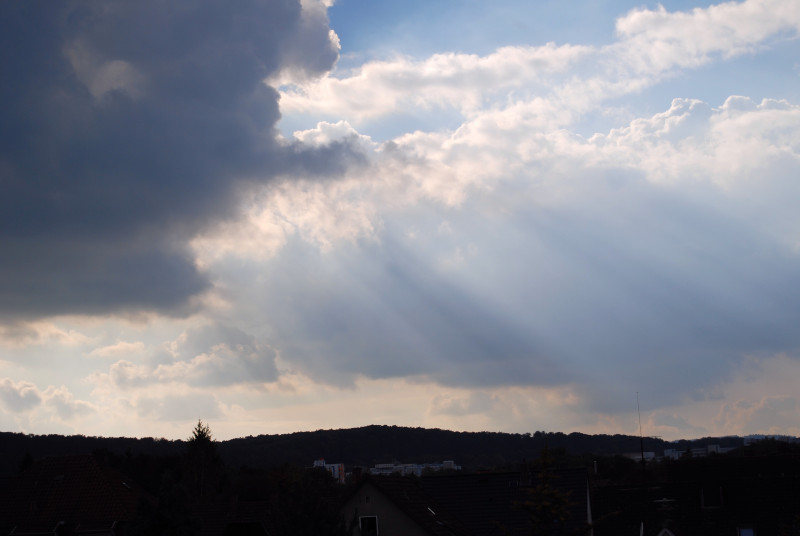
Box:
[1, 0, 799, 442]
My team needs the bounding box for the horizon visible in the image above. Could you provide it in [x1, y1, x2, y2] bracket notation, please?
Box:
[5, 421, 797, 446]
[1, 0, 799, 442]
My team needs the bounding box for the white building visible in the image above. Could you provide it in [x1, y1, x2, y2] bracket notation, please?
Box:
[313, 458, 346, 483]
[369, 460, 461, 477]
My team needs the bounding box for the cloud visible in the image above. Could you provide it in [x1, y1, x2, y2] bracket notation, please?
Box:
[0, 0, 351, 320]
[105, 323, 277, 389]
[236, 235, 571, 388]
[281, 0, 800, 130]
[2, 0, 799, 441]
[429, 392, 497, 417]
[715, 396, 800, 436]
[646, 412, 708, 438]
[215, 89, 800, 419]
[614, 1, 800, 67]
[279, 42, 591, 121]
[0, 379, 94, 422]
[191, 121, 382, 261]
[0, 322, 96, 349]
[136, 393, 222, 422]
[0, 379, 42, 412]
[43, 386, 96, 420]
[108, 360, 151, 389]
[699, 353, 800, 436]
[88, 341, 146, 359]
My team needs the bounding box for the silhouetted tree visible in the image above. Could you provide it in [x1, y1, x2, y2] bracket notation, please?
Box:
[516, 447, 575, 536]
[189, 419, 213, 444]
[185, 419, 224, 502]
[264, 463, 349, 536]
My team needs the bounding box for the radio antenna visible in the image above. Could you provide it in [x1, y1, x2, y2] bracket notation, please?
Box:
[637, 392, 646, 461]
[637, 391, 643, 439]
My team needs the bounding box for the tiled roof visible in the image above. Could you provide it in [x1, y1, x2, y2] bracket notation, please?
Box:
[363, 477, 467, 536]
[0, 455, 150, 535]
[352, 467, 591, 536]
[421, 472, 530, 536]
[423, 469, 590, 536]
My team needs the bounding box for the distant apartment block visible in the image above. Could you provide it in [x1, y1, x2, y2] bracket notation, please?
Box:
[369, 460, 461, 477]
[664, 443, 738, 459]
[313, 458, 346, 483]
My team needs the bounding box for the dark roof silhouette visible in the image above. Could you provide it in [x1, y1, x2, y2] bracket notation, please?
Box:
[363, 476, 466, 535]
[0, 454, 150, 535]
[345, 467, 591, 536]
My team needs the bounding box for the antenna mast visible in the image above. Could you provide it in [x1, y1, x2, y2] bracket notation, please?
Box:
[637, 392, 646, 536]
[637, 392, 645, 465]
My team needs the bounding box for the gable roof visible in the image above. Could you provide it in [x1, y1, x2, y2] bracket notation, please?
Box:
[421, 472, 530, 536]
[346, 468, 591, 536]
[350, 477, 467, 536]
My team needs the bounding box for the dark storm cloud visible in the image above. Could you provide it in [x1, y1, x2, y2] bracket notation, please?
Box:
[0, 0, 347, 318]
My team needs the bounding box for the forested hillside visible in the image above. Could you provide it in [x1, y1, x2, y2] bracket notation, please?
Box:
[0, 425, 749, 477]
[220, 425, 672, 469]
[1, 425, 797, 536]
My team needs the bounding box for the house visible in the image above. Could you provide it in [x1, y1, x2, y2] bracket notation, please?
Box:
[0, 454, 276, 536]
[342, 476, 464, 536]
[342, 468, 593, 536]
[0, 455, 151, 535]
